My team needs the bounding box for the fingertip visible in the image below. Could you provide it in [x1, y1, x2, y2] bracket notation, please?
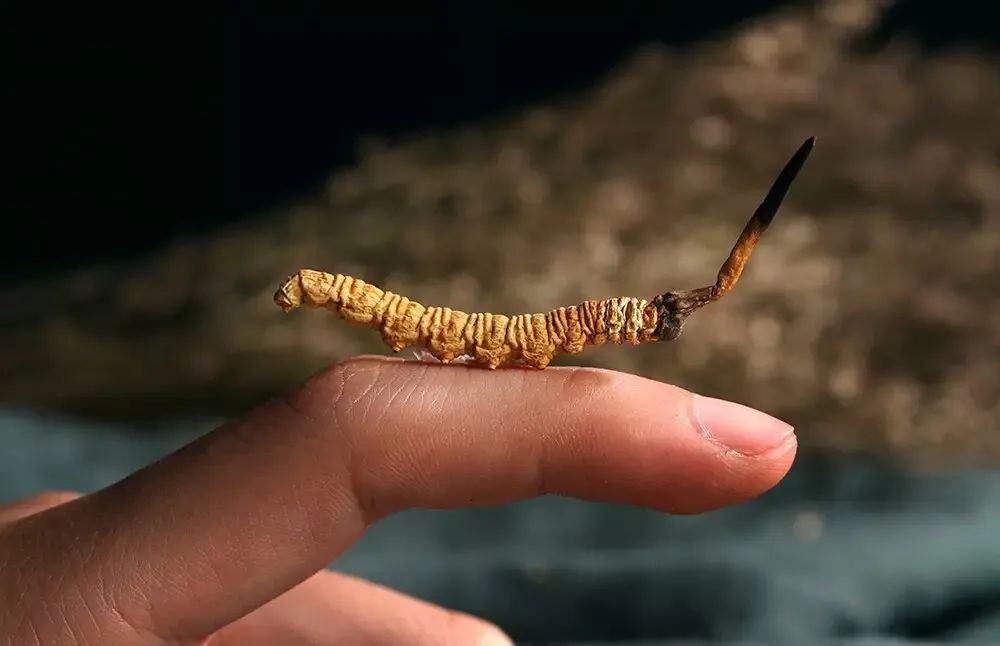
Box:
[692, 394, 795, 456]
[687, 394, 798, 510]
[700, 432, 798, 512]
[670, 391, 798, 513]
[477, 626, 515, 646]
[444, 612, 514, 646]
[531, 372, 798, 514]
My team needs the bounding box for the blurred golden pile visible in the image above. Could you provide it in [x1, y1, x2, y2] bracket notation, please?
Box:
[2, 0, 998, 463]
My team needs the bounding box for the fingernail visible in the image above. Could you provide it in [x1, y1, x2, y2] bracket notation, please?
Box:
[692, 395, 794, 455]
[477, 628, 514, 646]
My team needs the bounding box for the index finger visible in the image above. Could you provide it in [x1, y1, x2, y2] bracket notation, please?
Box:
[2, 356, 795, 643]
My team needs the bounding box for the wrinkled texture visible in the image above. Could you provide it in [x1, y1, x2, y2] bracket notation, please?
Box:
[0, 0, 998, 462]
[272, 139, 812, 368]
[276, 269, 657, 368]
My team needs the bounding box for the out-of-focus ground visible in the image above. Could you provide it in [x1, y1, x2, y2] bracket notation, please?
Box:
[2, 0, 998, 463]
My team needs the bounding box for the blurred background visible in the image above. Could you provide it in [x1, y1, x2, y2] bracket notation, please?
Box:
[3, 0, 1000, 643]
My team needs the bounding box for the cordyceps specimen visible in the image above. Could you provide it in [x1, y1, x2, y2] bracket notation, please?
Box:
[275, 137, 814, 369]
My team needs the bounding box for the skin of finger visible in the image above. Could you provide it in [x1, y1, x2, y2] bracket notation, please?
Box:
[208, 569, 510, 646]
[315, 357, 795, 517]
[0, 356, 795, 644]
[0, 491, 82, 525]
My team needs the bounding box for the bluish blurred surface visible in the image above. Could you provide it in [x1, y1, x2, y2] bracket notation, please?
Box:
[3, 409, 1000, 645]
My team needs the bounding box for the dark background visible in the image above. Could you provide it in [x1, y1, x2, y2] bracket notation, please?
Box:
[5, 0, 999, 282]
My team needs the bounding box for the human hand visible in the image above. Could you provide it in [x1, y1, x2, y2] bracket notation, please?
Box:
[0, 356, 796, 645]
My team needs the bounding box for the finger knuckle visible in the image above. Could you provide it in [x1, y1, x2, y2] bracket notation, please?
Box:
[282, 357, 385, 428]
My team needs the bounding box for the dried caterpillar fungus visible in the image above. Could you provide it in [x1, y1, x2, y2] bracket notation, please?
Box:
[275, 137, 814, 369]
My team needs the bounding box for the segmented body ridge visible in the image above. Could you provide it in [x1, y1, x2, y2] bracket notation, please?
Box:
[273, 137, 815, 370]
[279, 269, 657, 369]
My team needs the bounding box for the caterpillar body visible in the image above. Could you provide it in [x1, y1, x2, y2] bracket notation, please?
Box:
[275, 137, 814, 369]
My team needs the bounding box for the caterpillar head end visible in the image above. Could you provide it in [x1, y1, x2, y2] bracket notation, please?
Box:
[651, 287, 715, 341]
[274, 274, 304, 312]
[651, 137, 814, 342]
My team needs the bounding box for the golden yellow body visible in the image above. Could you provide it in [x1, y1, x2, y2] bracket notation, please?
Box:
[275, 270, 656, 368]
[273, 137, 814, 370]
